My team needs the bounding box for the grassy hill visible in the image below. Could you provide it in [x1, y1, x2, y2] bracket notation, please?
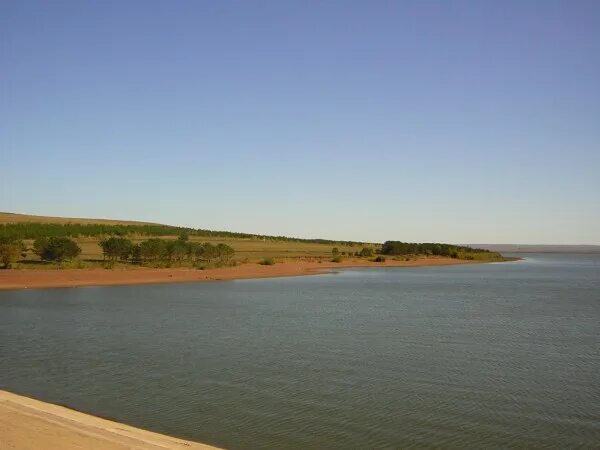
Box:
[1, 212, 504, 268]
[0, 212, 158, 226]
[0, 212, 370, 264]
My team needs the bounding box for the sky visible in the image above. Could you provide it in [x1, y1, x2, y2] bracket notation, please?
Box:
[1, 1, 599, 244]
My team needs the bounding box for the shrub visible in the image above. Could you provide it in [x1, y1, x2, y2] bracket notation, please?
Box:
[258, 258, 275, 265]
[372, 256, 386, 263]
[331, 255, 343, 263]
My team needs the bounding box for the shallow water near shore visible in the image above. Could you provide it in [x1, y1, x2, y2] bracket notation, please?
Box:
[1, 254, 599, 449]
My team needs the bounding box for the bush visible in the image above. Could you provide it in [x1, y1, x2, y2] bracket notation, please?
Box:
[372, 256, 386, 263]
[331, 255, 343, 263]
[258, 258, 275, 265]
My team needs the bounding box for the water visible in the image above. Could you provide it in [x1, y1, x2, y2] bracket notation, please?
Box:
[1, 254, 599, 449]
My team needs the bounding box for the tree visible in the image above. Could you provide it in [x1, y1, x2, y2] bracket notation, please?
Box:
[359, 247, 374, 257]
[332, 247, 340, 256]
[40, 237, 81, 263]
[0, 237, 24, 269]
[32, 237, 49, 259]
[139, 239, 166, 262]
[130, 244, 142, 264]
[165, 240, 188, 262]
[216, 243, 234, 263]
[99, 237, 133, 261]
[199, 243, 219, 262]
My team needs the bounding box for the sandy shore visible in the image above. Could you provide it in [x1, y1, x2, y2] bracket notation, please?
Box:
[0, 390, 219, 450]
[0, 258, 478, 291]
[0, 258, 476, 291]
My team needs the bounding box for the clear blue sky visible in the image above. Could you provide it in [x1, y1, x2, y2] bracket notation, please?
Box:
[2, 1, 599, 244]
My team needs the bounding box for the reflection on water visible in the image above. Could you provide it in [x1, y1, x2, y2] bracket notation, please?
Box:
[1, 254, 599, 449]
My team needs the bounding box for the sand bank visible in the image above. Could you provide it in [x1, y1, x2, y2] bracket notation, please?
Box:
[0, 257, 475, 291]
[0, 390, 219, 450]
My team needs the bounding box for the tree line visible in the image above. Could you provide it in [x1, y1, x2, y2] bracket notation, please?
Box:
[0, 236, 82, 268]
[0, 234, 236, 269]
[0, 222, 364, 246]
[99, 236, 234, 265]
[381, 241, 498, 259]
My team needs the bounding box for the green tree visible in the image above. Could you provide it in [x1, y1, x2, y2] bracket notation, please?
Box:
[40, 237, 81, 263]
[359, 247, 374, 257]
[130, 244, 142, 264]
[165, 240, 188, 262]
[139, 239, 166, 262]
[199, 243, 219, 262]
[32, 237, 49, 259]
[99, 237, 133, 261]
[0, 237, 24, 269]
[332, 247, 340, 256]
[216, 243, 234, 263]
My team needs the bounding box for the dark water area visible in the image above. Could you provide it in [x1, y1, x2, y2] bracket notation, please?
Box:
[1, 254, 599, 449]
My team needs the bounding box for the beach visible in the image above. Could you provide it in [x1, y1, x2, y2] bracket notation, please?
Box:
[0, 390, 219, 450]
[0, 257, 476, 291]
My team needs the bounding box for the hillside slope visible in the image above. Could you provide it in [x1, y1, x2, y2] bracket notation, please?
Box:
[0, 212, 160, 226]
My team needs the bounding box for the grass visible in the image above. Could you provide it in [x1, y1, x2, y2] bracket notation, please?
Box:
[3, 212, 373, 267]
[11, 237, 506, 270]
[3, 212, 505, 269]
[14, 234, 365, 268]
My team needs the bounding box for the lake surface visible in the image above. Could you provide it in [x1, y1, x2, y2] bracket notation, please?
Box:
[1, 254, 599, 449]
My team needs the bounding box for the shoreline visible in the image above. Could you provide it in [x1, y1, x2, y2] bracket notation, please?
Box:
[0, 257, 482, 291]
[0, 389, 220, 450]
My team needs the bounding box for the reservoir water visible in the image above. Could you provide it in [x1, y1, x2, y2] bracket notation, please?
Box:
[1, 254, 599, 449]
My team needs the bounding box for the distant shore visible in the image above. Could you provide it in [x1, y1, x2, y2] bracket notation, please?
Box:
[0, 389, 219, 450]
[0, 257, 481, 291]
